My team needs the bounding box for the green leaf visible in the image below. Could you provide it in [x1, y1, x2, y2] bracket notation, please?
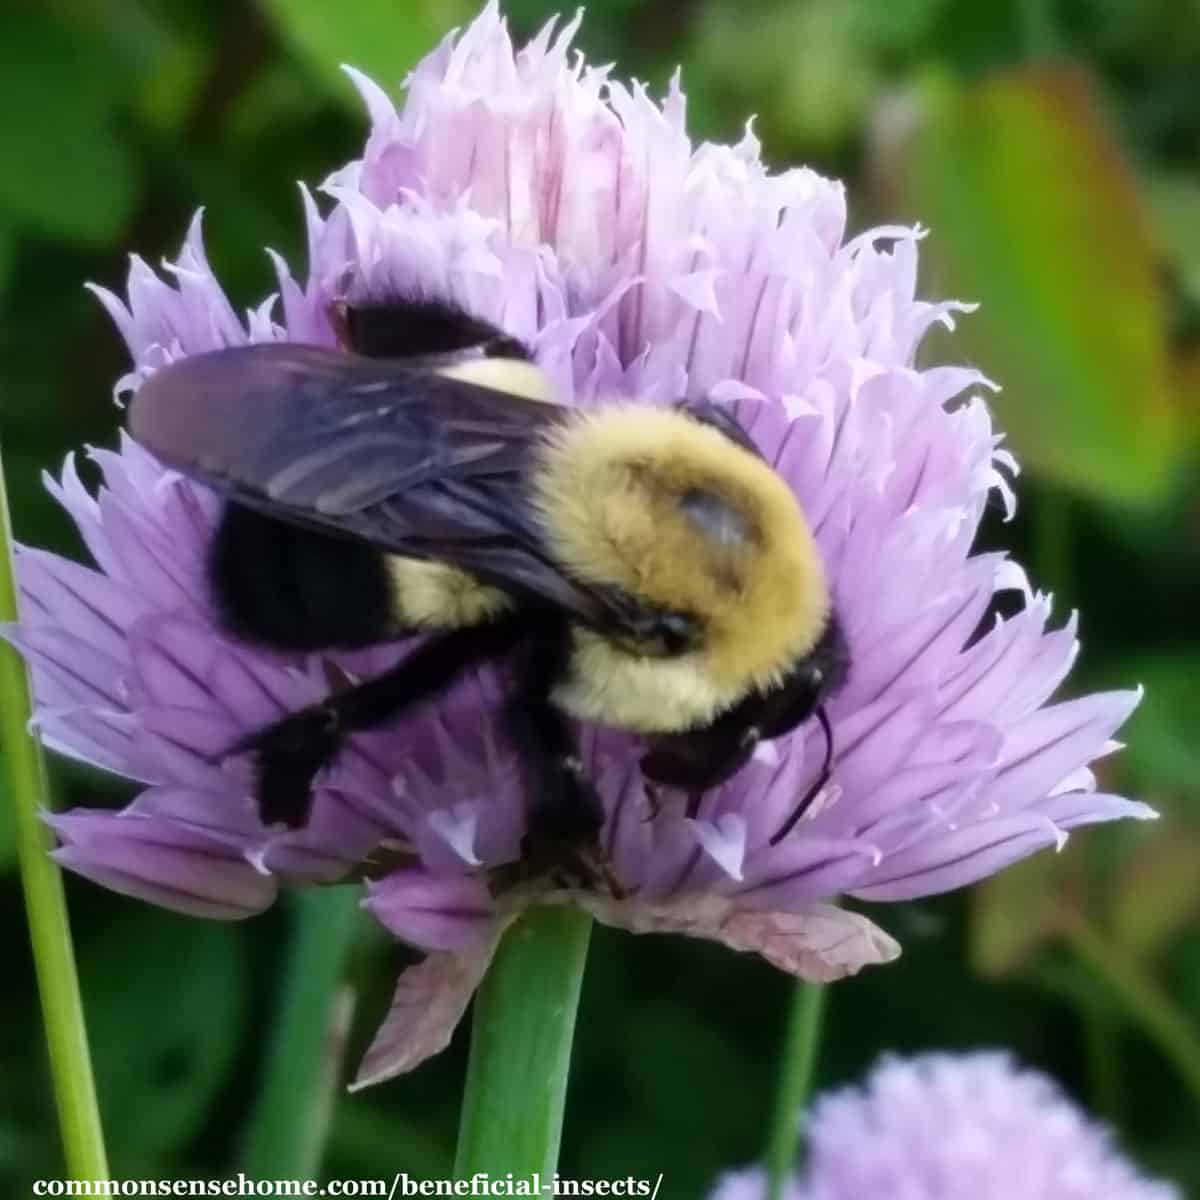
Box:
[907, 66, 1176, 503]
[1103, 651, 1200, 798]
[690, 1, 881, 150]
[0, 19, 136, 244]
[853, 0, 949, 53]
[259, 0, 474, 102]
[132, 37, 209, 135]
[81, 911, 247, 1160]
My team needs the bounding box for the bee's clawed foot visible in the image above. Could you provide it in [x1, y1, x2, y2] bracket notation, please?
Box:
[510, 756, 626, 898]
[516, 830, 626, 900]
[224, 704, 342, 829]
[641, 784, 663, 824]
[638, 783, 704, 824]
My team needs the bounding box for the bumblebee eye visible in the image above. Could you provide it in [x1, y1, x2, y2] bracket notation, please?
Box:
[659, 612, 698, 653]
[622, 607, 699, 655]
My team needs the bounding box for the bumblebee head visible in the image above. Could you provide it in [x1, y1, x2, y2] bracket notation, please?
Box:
[534, 404, 831, 730]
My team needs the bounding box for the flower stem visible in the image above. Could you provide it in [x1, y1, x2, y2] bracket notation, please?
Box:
[0, 444, 108, 1179]
[764, 982, 827, 1200]
[243, 885, 362, 1179]
[454, 905, 592, 1180]
[1063, 916, 1200, 1107]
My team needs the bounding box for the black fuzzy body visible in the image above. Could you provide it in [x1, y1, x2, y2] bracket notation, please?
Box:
[209, 503, 396, 650]
[207, 296, 536, 652]
[197, 298, 604, 843]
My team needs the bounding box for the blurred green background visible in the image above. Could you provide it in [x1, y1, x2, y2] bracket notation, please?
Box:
[2, 0, 1199, 1194]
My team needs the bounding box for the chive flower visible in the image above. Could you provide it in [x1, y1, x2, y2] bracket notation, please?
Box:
[6, 5, 1149, 1084]
[711, 1052, 1181, 1199]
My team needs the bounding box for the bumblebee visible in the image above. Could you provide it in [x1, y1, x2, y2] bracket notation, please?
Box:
[127, 298, 848, 846]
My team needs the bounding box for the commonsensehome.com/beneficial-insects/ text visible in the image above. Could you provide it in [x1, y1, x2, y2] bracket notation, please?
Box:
[30, 1173, 665, 1198]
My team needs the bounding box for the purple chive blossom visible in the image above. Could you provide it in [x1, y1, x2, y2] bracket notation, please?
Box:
[711, 1053, 1182, 1200]
[6, 4, 1150, 1085]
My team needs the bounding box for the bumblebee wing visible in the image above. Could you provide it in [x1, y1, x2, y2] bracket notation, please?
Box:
[128, 344, 638, 628]
[130, 344, 561, 513]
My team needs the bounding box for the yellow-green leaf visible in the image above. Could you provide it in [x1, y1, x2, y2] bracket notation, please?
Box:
[907, 67, 1176, 503]
[969, 850, 1065, 976]
[1112, 832, 1200, 962]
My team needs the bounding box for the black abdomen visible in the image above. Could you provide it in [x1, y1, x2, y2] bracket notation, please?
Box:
[209, 503, 395, 650]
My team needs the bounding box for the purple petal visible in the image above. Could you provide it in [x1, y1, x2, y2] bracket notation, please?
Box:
[848, 815, 1066, 902]
[350, 929, 503, 1089]
[583, 895, 899, 982]
[986, 690, 1142, 813]
[49, 810, 275, 918]
[364, 868, 496, 952]
[4, 623, 130, 711]
[15, 546, 153, 655]
[736, 837, 883, 908]
[35, 707, 157, 780]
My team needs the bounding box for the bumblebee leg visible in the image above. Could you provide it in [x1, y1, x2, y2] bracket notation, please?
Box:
[556, 845, 628, 900]
[231, 618, 525, 828]
[506, 620, 605, 845]
[240, 706, 342, 827]
[589, 850, 628, 900]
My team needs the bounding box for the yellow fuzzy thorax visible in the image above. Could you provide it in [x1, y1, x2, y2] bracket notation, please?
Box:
[534, 406, 828, 732]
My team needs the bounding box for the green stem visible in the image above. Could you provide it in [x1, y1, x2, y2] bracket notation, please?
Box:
[0, 444, 108, 1179]
[243, 886, 362, 1179]
[455, 906, 592, 1180]
[765, 982, 827, 1200]
[1063, 917, 1200, 1108]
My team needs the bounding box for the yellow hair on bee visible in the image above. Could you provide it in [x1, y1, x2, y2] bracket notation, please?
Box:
[552, 628, 731, 732]
[534, 406, 828, 731]
[385, 557, 513, 629]
[436, 357, 555, 403]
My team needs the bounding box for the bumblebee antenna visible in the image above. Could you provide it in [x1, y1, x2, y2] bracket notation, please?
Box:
[769, 706, 834, 845]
